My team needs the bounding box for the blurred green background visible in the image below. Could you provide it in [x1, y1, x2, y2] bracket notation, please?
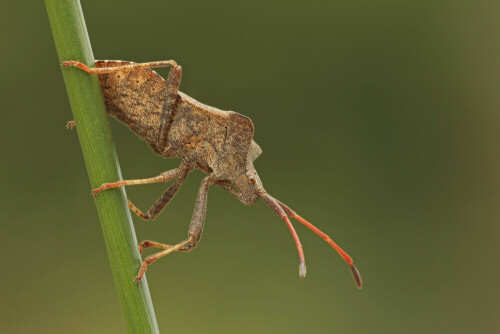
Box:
[1, 0, 499, 333]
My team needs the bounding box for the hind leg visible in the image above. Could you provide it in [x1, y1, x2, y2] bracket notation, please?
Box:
[135, 176, 214, 282]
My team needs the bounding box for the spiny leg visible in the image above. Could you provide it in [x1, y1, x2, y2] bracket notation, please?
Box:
[135, 176, 214, 282]
[92, 166, 188, 196]
[128, 173, 187, 220]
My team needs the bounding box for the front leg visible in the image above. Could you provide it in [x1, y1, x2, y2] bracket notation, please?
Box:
[135, 176, 214, 282]
[92, 166, 187, 196]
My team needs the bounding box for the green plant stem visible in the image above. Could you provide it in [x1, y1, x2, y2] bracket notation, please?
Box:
[45, 1, 159, 333]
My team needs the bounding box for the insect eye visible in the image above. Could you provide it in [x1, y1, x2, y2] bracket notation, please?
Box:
[249, 177, 256, 185]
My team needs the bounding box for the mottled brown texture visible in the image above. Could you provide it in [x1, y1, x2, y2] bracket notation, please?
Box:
[95, 60, 259, 184]
[96, 60, 173, 155]
[63, 59, 361, 288]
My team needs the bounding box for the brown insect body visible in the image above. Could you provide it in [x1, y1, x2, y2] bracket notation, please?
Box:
[97, 60, 262, 204]
[64, 59, 361, 288]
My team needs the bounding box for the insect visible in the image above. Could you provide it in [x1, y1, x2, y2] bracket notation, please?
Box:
[63, 59, 362, 288]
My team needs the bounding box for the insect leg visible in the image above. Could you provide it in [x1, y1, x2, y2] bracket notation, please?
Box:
[66, 120, 76, 129]
[63, 60, 181, 75]
[128, 173, 187, 220]
[92, 166, 188, 196]
[137, 238, 192, 255]
[135, 236, 195, 283]
[138, 240, 176, 254]
[163, 60, 182, 108]
[134, 176, 213, 282]
[158, 58, 182, 148]
[185, 176, 213, 249]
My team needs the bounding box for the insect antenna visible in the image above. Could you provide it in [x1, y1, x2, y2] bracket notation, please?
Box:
[260, 193, 307, 278]
[277, 199, 362, 288]
[261, 193, 362, 289]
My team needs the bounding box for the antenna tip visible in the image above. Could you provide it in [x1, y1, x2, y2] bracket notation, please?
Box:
[350, 264, 362, 289]
[299, 262, 307, 278]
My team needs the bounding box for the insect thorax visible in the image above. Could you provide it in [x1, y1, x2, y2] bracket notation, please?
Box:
[162, 101, 229, 170]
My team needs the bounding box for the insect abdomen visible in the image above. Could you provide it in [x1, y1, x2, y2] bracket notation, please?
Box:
[96, 60, 173, 154]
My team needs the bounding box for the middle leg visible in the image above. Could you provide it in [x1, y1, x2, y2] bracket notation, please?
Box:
[128, 172, 188, 221]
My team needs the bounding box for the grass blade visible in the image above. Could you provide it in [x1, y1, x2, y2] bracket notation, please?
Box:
[45, 1, 160, 332]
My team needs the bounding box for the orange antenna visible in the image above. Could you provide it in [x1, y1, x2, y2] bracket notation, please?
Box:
[262, 193, 362, 289]
[277, 199, 362, 288]
[261, 193, 306, 277]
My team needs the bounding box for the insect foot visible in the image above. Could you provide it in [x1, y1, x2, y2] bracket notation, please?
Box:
[63, 60, 92, 72]
[66, 120, 76, 129]
[91, 181, 126, 197]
